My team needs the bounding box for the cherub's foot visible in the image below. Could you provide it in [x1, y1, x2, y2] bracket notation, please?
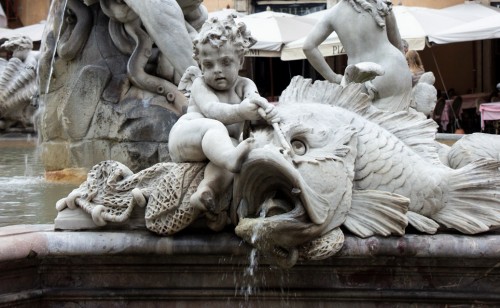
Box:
[190, 187, 216, 213]
[206, 211, 228, 232]
[223, 137, 255, 173]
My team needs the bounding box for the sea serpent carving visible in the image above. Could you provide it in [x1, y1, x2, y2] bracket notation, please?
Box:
[100, 0, 188, 115]
[57, 0, 93, 61]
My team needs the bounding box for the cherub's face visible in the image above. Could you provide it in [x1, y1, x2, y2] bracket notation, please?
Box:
[199, 43, 243, 91]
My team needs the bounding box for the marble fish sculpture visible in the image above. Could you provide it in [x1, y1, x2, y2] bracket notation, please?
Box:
[56, 76, 500, 269]
[232, 76, 500, 268]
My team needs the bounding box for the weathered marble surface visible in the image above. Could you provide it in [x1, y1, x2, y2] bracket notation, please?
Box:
[55, 76, 500, 269]
[2, 225, 500, 306]
[43, 0, 500, 276]
[37, 0, 203, 173]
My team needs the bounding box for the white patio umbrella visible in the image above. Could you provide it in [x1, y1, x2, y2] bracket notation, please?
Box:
[0, 22, 46, 41]
[429, 14, 500, 44]
[280, 6, 427, 61]
[426, 3, 500, 44]
[235, 11, 317, 57]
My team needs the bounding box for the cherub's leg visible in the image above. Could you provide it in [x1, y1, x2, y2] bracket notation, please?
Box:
[190, 162, 233, 231]
[202, 126, 254, 173]
[190, 162, 233, 213]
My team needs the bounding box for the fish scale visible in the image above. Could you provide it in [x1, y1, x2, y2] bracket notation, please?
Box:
[350, 116, 447, 215]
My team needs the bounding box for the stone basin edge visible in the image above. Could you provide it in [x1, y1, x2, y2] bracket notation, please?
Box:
[1, 224, 500, 263]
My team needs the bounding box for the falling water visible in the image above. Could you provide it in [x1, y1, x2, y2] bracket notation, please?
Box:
[42, 0, 68, 95]
[237, 206, 269, 303]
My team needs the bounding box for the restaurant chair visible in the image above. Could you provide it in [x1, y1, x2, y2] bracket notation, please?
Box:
[431, 97, 446, 132]
[448, 96, 463, 133]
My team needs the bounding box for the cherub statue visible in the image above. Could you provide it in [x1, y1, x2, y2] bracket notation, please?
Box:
[168, 16, 279, 229]
[303, 0, 412, 112]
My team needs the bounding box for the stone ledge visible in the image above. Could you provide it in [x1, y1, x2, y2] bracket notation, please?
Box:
[2, 224, 500, 261]
[2, 225, 500, 306]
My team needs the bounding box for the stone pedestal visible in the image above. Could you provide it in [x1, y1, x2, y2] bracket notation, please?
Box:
[1, 225, 500, 307]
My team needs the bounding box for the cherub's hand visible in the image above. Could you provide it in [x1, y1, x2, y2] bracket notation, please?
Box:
[238, 97, 262, 120]
[249, 96, 280, 124]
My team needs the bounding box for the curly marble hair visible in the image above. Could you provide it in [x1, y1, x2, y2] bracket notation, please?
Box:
[192, 15, 256, 62]
[347, 0, 392, 28]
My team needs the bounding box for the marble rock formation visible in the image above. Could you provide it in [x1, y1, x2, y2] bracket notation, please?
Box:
[37, 0, 206, 172]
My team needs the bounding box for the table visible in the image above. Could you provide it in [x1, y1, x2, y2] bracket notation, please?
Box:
[441, 93, 490, 132]
[460, 92, 490, 109]
[479, 102, 500, 131]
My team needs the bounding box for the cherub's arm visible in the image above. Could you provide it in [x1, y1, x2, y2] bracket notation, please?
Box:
[190, 77, 261, 124]
[303, 10, 342, 84]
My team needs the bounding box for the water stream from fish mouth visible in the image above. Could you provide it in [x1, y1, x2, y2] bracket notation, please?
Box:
[237, 203, 280, 305]
[0, 137, 77, 227]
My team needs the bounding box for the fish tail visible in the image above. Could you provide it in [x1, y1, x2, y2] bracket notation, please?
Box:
[432, 158, 500, 234]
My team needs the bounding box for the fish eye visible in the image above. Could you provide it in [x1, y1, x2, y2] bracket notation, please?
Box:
[291, 139, 306, 155]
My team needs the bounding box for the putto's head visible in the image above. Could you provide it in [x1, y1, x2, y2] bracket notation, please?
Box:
[193, 16, 256, 62]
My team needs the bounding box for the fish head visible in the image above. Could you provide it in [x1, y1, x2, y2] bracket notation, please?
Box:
[233, 103, 358, 268]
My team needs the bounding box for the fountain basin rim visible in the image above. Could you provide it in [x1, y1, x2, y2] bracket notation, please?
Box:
[1, 224, 500, 263]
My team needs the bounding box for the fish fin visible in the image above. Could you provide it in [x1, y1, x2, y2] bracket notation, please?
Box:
[279, 76, 372, 115]
[407, 211, 439, 234]
[344, 189, 409, 238]
[432, 159, 500, 234]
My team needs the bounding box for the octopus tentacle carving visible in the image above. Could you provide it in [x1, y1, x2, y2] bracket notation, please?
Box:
[57, 0, 93, 61]
[100, 0, 188, 114]
[123, 20, 184, 111]
[108, 19, 135, 55]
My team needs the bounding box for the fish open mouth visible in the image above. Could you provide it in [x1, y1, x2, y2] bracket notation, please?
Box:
[233, 149, 304, 222]
[233, 149, 310, 268]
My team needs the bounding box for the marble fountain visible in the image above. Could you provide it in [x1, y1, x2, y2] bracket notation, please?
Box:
[1, 0, 500, 306]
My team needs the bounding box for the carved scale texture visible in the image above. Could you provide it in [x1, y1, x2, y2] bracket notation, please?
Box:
[280, 76, 446, 216]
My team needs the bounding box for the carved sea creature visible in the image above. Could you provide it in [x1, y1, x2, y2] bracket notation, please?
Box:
[56, 76, 500, 269]
[0, 35, 39, 131]
[99, 0, 204, 115]
[232, 76, 500, 268]
[447, 133, 500, 169]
